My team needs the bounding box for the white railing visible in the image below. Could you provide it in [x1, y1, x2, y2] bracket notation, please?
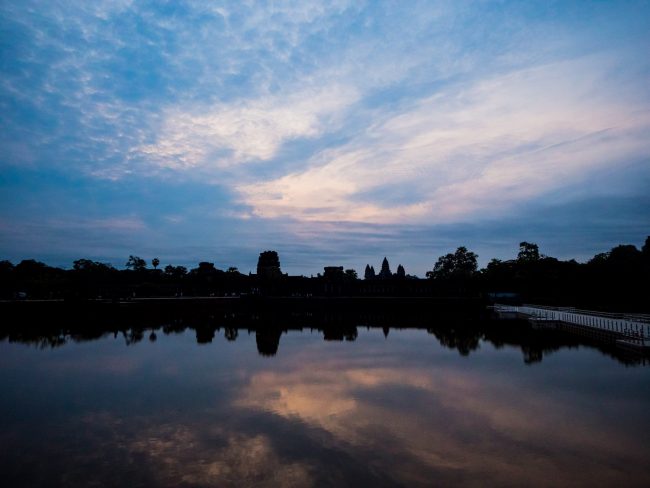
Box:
[494, 304, 650, 346]
[518, 303, 650, 324]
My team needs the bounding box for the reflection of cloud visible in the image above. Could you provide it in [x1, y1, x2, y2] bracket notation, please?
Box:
[129, 424, 313, 487]
[75, 412, 314, 488]
[235, 354, 650, 486]
[239, 370, 358, 427]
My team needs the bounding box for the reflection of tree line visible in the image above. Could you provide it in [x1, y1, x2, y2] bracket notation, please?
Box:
[1, 305, 646, 365]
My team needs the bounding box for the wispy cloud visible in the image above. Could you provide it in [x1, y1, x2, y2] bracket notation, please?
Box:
[237, 54, 650, 223]
[138, 84, 359, 169]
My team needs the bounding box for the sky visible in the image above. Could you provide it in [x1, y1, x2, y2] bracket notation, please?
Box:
[1, 0, 649, 276]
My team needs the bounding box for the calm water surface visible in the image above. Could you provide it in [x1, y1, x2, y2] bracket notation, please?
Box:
[1, 323, 649, 487]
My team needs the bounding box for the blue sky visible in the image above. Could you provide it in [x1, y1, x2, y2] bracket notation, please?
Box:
[1, 0, 649, 275]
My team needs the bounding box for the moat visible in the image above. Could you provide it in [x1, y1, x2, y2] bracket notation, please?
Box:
[1, 304, 649, 487]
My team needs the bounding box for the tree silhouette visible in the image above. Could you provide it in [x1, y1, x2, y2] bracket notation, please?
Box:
[0, 261, 14, 295]
[517, 242, 540, 262]
[125, 255, 147, 271]
[427, 247, 478, 280]
[151, 258, 160, 270]
[73, 259, 115, 273]
[0, 260, 14, 272]
[194, 262, 216, 273]
[164, 265, 187, 278]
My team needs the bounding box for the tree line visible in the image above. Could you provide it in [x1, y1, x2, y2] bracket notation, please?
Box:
[0, 237, 648, 311]
[425, 239, 649, 311]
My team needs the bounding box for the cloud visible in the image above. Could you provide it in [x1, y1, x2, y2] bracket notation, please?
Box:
[237, 54, 650, 224]
[137, 84, 359, 169]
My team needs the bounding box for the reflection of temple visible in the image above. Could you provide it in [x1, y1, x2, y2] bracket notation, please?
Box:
[195, 325, 215, 344]
[256, 328, 282, 356]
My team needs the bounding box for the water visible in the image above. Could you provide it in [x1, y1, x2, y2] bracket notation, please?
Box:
[1, 315, 649, 487]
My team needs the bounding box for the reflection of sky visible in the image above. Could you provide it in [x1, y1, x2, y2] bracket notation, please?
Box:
[1, 329, 649, 487]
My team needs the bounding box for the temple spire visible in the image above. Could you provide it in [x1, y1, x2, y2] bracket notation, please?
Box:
[379, 257, 392, 279]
